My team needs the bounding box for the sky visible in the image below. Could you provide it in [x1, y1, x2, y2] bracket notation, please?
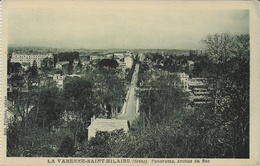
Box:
[7, 1, 249, 50]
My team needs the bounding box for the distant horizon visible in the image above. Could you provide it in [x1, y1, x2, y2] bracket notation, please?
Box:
[8, 31, 249, 51]
[8, 45, 207, 51]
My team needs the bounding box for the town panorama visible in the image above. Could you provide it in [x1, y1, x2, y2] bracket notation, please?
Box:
[6, 33, 249, 158]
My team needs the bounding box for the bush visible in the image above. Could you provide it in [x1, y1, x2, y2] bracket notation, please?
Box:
[58, 135, 75, 157]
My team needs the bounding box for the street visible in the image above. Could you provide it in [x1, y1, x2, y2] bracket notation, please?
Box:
[117, 54, 142, 125]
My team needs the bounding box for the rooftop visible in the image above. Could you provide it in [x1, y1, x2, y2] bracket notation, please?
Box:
[56, 61, 69, 65]
[88, 118, 129, 130]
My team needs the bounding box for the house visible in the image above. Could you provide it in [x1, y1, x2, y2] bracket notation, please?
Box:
[140, 54, 145, 62]
[160, 72, 189, 91]
[187, 60, 195, 71]
[5, 110, 15, 124]
[73, 60, 79, 66]
[87, 118, 129, 140]
[178, 72, 189, 91]
[188, 78, 212, 105]
[56, 61, 69, 70]
[21, 62, 30, 70]
[189, 78, 207, 87]
[53, 74, 64, 89]
[90, 55, 104, 61]
[105, 54, 114, 58]
[5, 100, 15, 124]
[7, 84, 13, 93]
[5, 100, 23, 123]
[11, 52, 53, 67]
[114, 53, 124, 59]
[124, 56, 133, 69]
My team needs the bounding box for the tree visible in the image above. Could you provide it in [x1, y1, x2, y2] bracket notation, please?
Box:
[58, 135, 75, 157]
[56, 51, 79, 62]
[138, 69, 188, 127]
[83, 68, 126, 118]
[63, 77, 95, 145]
[202, 33, 236, 63]
[41, 57, 54, 72]
[7, 122, 22, 156]
[232, 34, 249, 59]
[9, 62, 22, 74]
[67, 59, 74, 74]
[198, 33, 250, 158]
[8, 73, 31, 125]
[52, 68, 64, 75]
[192, 58, 213, 77]
[99, 68, 125, 117]
[78, 129, 126, 157]
[26, 60, 39, 89]
[29, 85, 64, 128]
[98, 59, 119, 69]
[75, 59, 83, 73]
[7, 121, 71, 157]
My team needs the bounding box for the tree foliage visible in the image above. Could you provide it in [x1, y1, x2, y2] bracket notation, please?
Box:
[83, 68, 125, 118]
[63, 77, 95, 146]
[29, 85, 64, 128]
[7, 122, 70, 157]
[8, 62, 22, 74]
[58, 135, 75, 157]
[54, 52, 79, 64]
[41, 57, 54, 72]
[196, 33, 250, 158]
[78, 129, 126, 157]
[98, 59, 119, 69]
[64, 77, 94, 123]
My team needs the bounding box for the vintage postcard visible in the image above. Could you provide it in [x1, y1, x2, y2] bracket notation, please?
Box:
[1, 0, 259, 166]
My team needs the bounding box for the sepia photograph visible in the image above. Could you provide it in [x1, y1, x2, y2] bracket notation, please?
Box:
[2, 0, 259, 165]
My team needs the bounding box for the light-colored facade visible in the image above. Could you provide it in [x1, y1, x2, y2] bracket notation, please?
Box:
[114, 53, 124, 59]
[188, 78, 211, 104]
[53, 74, 64, 89]
[90, 55, 104, 61]
[56, 61, 69, 70]
[88, 118, 129, 140]
[11, 52, 53, 67]
[124, 56, 133, 69]
[187, 60, 195, 71]
[189, 78, 207, 87]
[178, 72, 189, 91]
[6, 110, 15, 124]
[5, 100, 15, 123]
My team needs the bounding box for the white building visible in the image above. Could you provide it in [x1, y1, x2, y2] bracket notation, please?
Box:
[189, 78, 207, 87]
[106, 54, 114, 58]
[53, 74, 64, 89]
[66, 74, 81, 78]
[114, 53, 124, 59]
[11, 52, 53, 67]
[87, 118, 129, 140]
[90, 55, 104, 61]
[178, 72, 189, 91]
[187, 60, 195, 71]
[124, 56, 133, 69]
[139, 53, 145, 62]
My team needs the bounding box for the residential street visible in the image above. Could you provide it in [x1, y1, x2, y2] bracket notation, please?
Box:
[117, 56, 141, 125]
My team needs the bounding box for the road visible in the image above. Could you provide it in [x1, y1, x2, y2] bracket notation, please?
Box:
[117, 56, 141, 125]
